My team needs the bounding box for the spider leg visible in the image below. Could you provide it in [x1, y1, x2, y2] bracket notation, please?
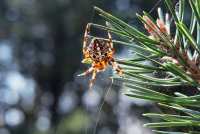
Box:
[107, 31, 113, 48]
[89, 69, 97, 89]
[77, 66, 94, 76]
[110, 59, 123, 76]
[83, 23, 91, 53]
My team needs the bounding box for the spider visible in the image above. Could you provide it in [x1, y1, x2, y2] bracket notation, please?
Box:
[78, 23, 123, 88]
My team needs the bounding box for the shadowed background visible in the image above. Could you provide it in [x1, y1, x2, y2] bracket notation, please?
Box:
[0, 0, 166, 134]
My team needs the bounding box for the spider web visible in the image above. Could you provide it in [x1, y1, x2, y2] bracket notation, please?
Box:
[83, 1, 164, 134]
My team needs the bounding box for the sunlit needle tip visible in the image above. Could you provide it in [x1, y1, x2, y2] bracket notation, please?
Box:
[77, 73, 84, 77]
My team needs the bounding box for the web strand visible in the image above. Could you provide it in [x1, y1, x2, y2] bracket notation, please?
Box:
[93, 78, 113, 134]
[148, 0, 162, 14]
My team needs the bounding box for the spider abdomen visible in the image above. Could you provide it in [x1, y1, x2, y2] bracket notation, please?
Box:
[88, 39, 113, 62]
[79, 24, 122, 88]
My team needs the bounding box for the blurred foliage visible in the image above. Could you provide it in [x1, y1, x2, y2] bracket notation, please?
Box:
[92, 0, 200, 133]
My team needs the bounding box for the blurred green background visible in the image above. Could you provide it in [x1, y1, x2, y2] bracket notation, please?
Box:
[0, 0, 164, 134]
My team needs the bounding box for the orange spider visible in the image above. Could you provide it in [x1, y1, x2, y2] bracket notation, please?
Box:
[78, 23, 123, 88]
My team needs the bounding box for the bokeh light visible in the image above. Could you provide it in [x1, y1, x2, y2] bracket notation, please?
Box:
[5, 108, 24, 126]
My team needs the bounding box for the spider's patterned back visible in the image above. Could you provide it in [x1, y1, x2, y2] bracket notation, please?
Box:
[88, 38, 113, 63]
